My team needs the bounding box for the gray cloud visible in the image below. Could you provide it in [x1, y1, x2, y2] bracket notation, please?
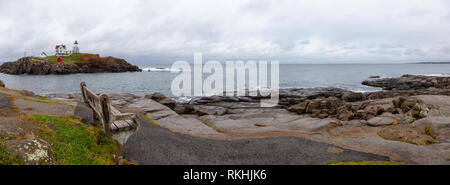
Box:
[1, 0, 450, 63]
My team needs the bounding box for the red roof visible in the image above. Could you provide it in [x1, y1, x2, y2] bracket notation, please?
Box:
[55, 45, 66, 49]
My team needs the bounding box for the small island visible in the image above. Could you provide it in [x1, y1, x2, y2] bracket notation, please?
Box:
[0, 41, 141, 75]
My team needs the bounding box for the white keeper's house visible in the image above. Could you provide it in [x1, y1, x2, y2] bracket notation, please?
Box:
[55, 40, 80, 56]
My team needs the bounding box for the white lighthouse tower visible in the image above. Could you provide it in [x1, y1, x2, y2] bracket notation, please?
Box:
[73, 40, 80, 54]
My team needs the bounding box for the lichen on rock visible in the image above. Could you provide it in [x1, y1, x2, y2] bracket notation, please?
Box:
[4, 139, 56, 165]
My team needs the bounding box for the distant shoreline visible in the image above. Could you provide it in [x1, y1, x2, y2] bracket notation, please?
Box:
[412, 62, 450, 64]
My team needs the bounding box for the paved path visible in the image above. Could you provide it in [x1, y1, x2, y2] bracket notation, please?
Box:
[123, 118, 390, 165]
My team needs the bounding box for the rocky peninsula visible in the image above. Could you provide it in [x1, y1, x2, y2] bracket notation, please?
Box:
[1, 74, 450, 165]
[0, 54, 141, 75]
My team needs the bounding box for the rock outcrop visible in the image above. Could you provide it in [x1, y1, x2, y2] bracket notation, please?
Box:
[42, 74, 450, 164]
[0, 55, 141, 75]
[145, 93, 176, 110]
[362, 74, 450, 90]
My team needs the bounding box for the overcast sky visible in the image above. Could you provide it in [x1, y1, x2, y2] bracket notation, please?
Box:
[1, 0, 450, 64]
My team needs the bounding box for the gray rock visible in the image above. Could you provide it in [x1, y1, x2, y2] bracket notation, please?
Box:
[74, 102, 94, 125]
[145, 109, 175, 120]
[174, 104, 196, 114]
[378, 125, 435, 145]
[46, 123, 56, 131]
[344, 120, 367, 126]
[366, 116, 395, 126]
[193, 105, 227, 116]
[288, 101, 309, 114]
[362, 74, 450, 90]
[412, 117, 450, 141]
[145, 92, 166, 102]
[109, 93, 141, 106]
[0, 95, 11, 108]
[0, 117, 40, 138]
[5, 139, 56, 165]
[22, 90, 35, 97]
[159, 98, 176, 110]
[342, 92, 364, 102]
[127, 98, 167, 113]
[305, 100, 320, 114]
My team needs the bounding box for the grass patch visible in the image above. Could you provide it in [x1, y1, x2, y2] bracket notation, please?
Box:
[141, 114, 161, 127]
[23, 97, 73, 106]
[0, 138, 20, 165]
[25, 115, 118, 165]
[36, 95, 48, 100]
[46, 53, 85, 64]
[330, 161, 406, 165]
[425, 140, 439, 145]
[0, 92, 10, 97]
[0, 87, 24, 95]
[199, 119, 217, 130]
[425, 127, 438, 139]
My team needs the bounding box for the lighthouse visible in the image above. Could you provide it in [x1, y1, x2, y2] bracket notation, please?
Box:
[73, 40, 80, 54]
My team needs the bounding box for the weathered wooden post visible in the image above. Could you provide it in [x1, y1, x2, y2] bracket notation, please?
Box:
[81, 81, 100, 126]
[100, 94, 112, 135]
[80, 82, 89, 104]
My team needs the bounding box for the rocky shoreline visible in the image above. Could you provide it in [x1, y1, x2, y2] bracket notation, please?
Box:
[0, 55, 141, 75]
[8, 74, 450, 164]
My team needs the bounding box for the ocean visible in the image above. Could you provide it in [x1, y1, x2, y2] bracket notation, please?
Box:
[1, 64, 450, 98]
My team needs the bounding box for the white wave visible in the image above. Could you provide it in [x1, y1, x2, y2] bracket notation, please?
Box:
[173, 96, 192, 103]
[142, 67, 181, 72]
[421, 73, 450, 77]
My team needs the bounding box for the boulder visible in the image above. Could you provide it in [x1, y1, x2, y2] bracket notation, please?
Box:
[143, 93, 176, 110]
[159, 98, 176, 110]
[342, 92, 364, 102]
[22, 90, 35, 97]
[288, 101, 309, 114]
[74, 103, 94, 125]
[305, 100, 321, 114]
[337, 109, 354, 121]
[410, 103, 429, 119]
[4, 139, 56, 165]
[392, 96, 429, 119]
[174, 104, 196, 114]
[0, 80, 4, 87]
[400, 98, 421, 112]
[145, 92, 167, 102]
